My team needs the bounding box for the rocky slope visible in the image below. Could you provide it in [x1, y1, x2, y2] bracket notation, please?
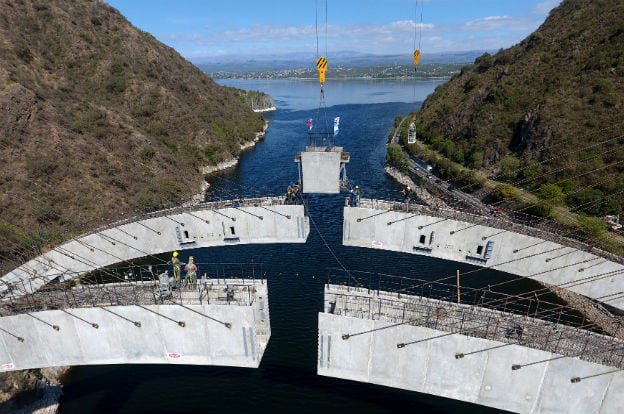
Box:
[415, 0, 624, 217]
[0, 0, 265, 265]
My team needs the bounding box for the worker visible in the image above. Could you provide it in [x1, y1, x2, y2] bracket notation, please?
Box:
[293, 180, 303, 204]
[349, 185, 360, 207]
[171, 251, 183, 285]
[184, 256, 198, 287]
[402, 185, 412, 211]
[355, 185, 361, 205]
[286, 181, 296, 204]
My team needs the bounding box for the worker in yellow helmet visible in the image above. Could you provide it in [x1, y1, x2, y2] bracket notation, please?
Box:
[171, 251, 183, 285]
[184, 256, 198, 287]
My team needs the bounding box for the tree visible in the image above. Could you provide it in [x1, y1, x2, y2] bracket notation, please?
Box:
[538, 183, 564, 205]
[499, 156, 521, 180]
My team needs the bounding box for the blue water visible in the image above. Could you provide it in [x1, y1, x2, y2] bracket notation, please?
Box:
[59, 79, 515, 413]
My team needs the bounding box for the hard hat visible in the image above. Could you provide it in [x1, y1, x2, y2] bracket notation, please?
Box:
[407, 186, 411, 190]
[172, 251, 178, 257]
[290, 181, 295, 186]
[189, 256, 194, 260]
[355, 185, 359, 189]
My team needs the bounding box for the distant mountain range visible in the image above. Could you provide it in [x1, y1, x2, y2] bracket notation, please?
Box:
[192, 50, 491, 73]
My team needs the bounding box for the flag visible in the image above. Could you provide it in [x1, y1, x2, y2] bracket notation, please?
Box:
[306, 118, 312, 131]
[333, 116, 340, 136]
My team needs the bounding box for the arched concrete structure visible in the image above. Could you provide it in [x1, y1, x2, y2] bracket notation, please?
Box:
[319, 284, 624, 414]
[0, 279, 269, 372]
[1, 197, 308, 298]
[343, 199, 624, 311]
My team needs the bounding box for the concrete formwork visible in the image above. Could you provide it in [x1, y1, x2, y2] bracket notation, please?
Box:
[0, 280, 270, 372]
[343, 200, 624, 311]
[1, 198, 308, 298]
[297, 146, 347, 194]
[318, 286, 624, 414]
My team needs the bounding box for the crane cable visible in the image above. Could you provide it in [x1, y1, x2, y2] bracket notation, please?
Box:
[314, 0, 330, 146]
[410, 0, 423, 141]
[414, 0, 423, 64]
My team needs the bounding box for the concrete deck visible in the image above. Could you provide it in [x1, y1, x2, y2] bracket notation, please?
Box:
[1, 197, 308, 299]
[319, 284, 624, 414]
[0, 279, 270, 372]
[343, 199, 624, 311]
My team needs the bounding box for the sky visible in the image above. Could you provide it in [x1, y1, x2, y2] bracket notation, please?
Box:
[105, 0, 562, 61]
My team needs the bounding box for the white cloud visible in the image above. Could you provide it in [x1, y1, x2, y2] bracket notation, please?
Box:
[172, 20, 438, 56]
[464, 16, 512, 31]
[220, 24, 315, 42]
[533, 0, 562, 16]
[169, 11, 543, 58]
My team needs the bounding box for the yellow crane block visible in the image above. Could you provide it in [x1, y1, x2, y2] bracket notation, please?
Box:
[413, 50, 421, 66]
[316, 56, 327, 84]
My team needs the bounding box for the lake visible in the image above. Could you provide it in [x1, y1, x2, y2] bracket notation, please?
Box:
[59, 79, 517, 414]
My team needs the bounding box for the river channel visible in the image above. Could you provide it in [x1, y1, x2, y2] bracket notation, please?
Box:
[59, 79, 520, 413]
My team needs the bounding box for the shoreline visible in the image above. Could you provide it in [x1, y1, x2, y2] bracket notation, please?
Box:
[253, 106, 276, 113]
[191, 121, 269, 204]
[202, 120, 269, 177]
[384, 165, 447, 208]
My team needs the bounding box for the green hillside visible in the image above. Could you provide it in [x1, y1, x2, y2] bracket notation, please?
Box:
[0, 0, 265, 265]
[414, 0, 624, 218]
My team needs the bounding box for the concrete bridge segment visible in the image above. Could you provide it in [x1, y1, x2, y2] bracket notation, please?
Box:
[1, 197, 308, 298]
[0, 279, 269, 372]
[319, 284, 624, 414]
[343, 199, 624, 311]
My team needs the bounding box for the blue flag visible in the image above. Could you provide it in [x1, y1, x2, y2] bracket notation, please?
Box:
[333, 117, 340, 136]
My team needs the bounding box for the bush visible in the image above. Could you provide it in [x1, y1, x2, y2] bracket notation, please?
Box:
[204, 145, 217, 163]
[499, 156, 521, 180]
[386, 143, 408, 172]
[537, 183, 564, 205]
[393, 116, 403, 128]
[527, 201, 554, 217]
[140, 147, 155, 160]
[71, 119, 83, 133]
[26, 155, 59, 178]
[492, 184, 517, 202]
[578, 216, 608, 238]
[469, 151, 484, 169]
[15, 43, 33, 63]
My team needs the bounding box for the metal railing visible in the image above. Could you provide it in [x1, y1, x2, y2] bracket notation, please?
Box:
[326, 284, 624, 369]
[0, 262, 265, 316]
[354, 198, 624, 265]
[327, 269, 589, 328]
[96, 196, 289, 234]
